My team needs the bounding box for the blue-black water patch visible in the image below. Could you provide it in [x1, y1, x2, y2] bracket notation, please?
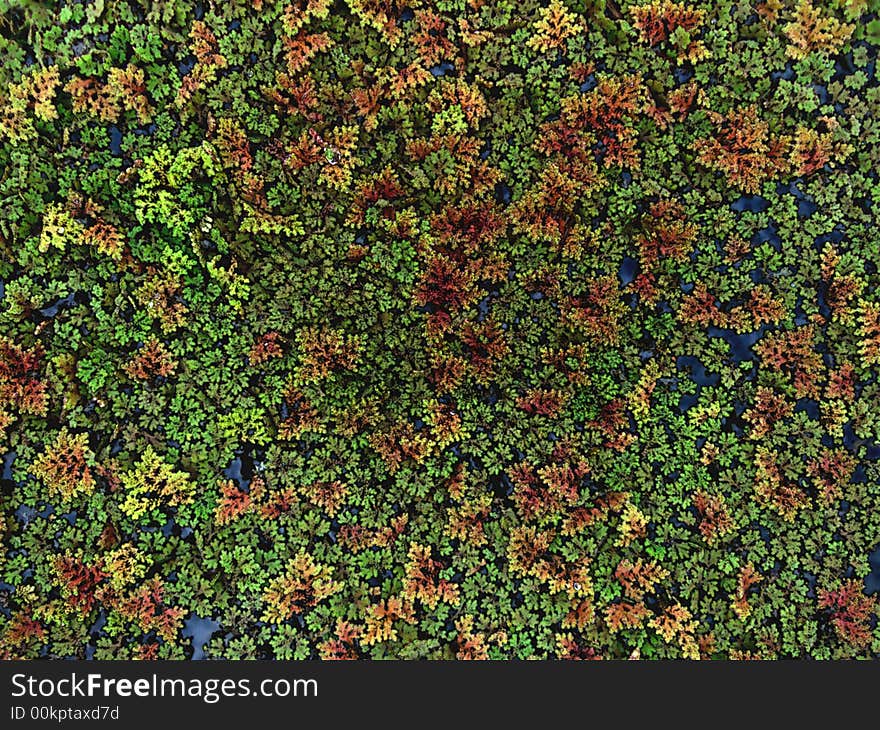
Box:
[866, 546, 880, 595]
[177, 55, 197, 76]
[794, 398, 820, 419]
[465, 451, 485, 472]
[183, 615, 220, 660]
[770, 62, 795, 81]
[223, 450, 253, 490]
[816, 285, 832, 319]
[675, 355, 719, 387]
[801, 571, 817, 599]
[813, 83, 831, 106]
[617, 256, 639, 286]
[707, 325, 765, 362]
[579, 74, 597, 92]
[85, 608, 107, 661]
[731, 195, 769, 213]
[159, 516, 194, 540]
[399, 7, 414, 22]
[678, 393, 699, 412]
[477, 292, 499, 321]
[327, 517, 339, 543]
[89, 609, 107, 639]
[813, 224, 846, 251]
[495, 182, 511, 205]
[134, 123, 157, 136]
[550, 48, 568, 68]
[784, 180, 818, 217]
[2, 450, 16, 483]
[14, 504, 38, 525]
[39, 292, 77, 319]
[673, 66, 693, 84]
[429, 61, 455, 77]
[730, 393, 748, 416]
[798, 197, 818, 218]
[843, 422, 861, 453]
[833, 52, 855, 81]
[843, 425, 880, 459]
[108, 125, 122, 156]
[751, 221, 781, 251]
[675, 356, 719, 412]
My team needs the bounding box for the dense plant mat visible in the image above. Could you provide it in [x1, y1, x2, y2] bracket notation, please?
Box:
[1, 0, 880, 660]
